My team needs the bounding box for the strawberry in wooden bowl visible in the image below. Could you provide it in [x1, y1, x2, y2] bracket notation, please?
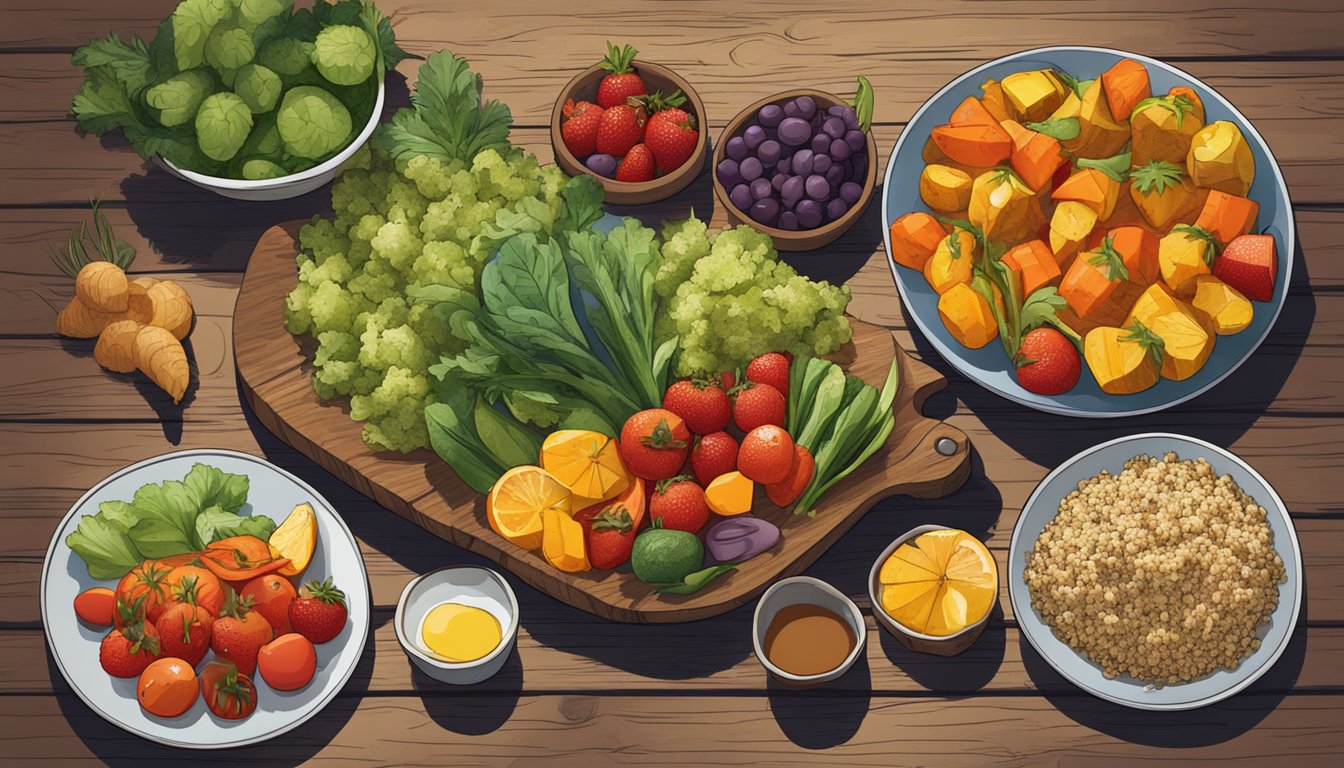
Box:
[551, 43, 709, 204]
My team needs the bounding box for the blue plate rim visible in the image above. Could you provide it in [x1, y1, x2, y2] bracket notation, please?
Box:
[879, 45, 1296, 418]
[1006, 432, 1304, 710]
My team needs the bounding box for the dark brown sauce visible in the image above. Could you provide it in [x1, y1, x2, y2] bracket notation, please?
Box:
[763, 603, 856, 677]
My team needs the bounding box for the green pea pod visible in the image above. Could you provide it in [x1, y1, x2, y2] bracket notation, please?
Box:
[654, 564, 738, 595]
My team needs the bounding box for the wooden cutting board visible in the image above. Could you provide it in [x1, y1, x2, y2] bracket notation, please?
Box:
[234, 221, 971, 623]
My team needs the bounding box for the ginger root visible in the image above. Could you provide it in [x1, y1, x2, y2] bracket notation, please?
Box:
[132, 325, 189, 404]
[75, 261, 129, 313]
[146, 280, 194, 341]
[94, 320, 143, 373]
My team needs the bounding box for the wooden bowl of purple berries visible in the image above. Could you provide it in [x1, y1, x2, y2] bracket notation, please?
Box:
[712, 80, 877, 251]
[551, 43, 709, 205]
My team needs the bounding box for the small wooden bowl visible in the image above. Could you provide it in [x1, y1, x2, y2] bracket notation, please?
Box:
[550, 60, 708, 205]
[868, 524, 997, 657]
[712, 89, 878, 251]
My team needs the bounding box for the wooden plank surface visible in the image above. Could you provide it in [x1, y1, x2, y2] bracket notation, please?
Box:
[2, 0, 1342, 762]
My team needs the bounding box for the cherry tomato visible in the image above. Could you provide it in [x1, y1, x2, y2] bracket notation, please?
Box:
[199, 660, 257, 720]
[136, 657, 197, 718]
[164, 565, 225, 617]
[240, 574, 297, 635]
[115, 560, 173, 625]
[73, 587, 117, 626]
[257, 633, 317, 691]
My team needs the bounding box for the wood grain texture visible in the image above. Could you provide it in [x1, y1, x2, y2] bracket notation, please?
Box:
[233, 222, 970, 622]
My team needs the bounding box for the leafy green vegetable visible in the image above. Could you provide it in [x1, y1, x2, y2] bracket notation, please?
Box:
[258, 37, 316, 77]
[71, 34, 155, 96]
[145, 69, 214, 126]
[852, 75, 874, 133]
[277, 85, 352, 158]
[374, 50, 514, 169]
[313, 24, 376, 85]
[425, 389, 544, 493]
[1075, 149, 1132, 183]
[1025, 116, 1080, 141]
[238, 0, 294, 30]
[195, 92, 254, 161]
[172, 0, 233, 71]
[233, 63, 283, 113]
[205, 24, 256, 71]
[241, 158, 288, 179]
[654, 564, 738, 595]
[65, 463, 267, 580]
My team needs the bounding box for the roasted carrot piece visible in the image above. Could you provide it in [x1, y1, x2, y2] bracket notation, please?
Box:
[1002, 239, 1062, 295]
[1194, 190, 1259, 245]
[1001, 120, 1066, 193]
[1168, 86, 1206, 123]
[1108, 226, 1161, 286]
[1060, 237, 1128, 318]
[1052, 167, 1121, 220]
[1100, 58, 1151, 124]
[949, 96, 999, 127]
[931, 123, 1012, 168]
[888, 212, 950, 271]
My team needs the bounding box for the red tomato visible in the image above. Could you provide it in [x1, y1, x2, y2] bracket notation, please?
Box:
[164, 565, 225, 617]
[257, 633, 317, 691]
[115, 560, 173, 625]
[137, 657, 197, 718]
[240, 574, 297, 635]
[199, 660, 257, 720]
[73, 587, 117, 626]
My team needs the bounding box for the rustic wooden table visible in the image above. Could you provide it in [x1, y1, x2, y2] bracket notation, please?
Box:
[3, 1, 1342, 764]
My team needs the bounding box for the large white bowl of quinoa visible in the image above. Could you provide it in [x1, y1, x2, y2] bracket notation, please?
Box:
[1008, 433, 1302, 710]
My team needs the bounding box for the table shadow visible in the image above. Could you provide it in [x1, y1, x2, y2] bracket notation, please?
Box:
[782, 189, 886, 288]
[905, 234, 1316, 468]
[411, 648, 523, 735]
[767, 651, 872, 749]
[1020, 574, 1309, 747]
[57, 335, 199, 446]
[605, 156, 718, 231]
[876, 603, 1008, 694]
[48, 616, 375, 764]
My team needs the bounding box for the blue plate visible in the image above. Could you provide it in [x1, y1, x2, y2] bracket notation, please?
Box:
[1008, 434, 1302, 709]
[880, 46, 1294, 417]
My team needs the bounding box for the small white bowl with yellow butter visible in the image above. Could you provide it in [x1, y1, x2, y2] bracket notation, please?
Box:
[394, 566, 519, 685]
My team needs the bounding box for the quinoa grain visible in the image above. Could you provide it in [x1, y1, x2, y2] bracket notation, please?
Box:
[1024, 452, 1285, 685]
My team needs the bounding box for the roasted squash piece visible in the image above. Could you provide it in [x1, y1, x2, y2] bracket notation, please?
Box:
[1131, 87, 1206, 167]
[1187, 121, 1255, 196]
[1084, 324, 1162, 395]
[920, 164, 974, 213]
[1129, 160, 1204, 231]
[923, 230, 978, 294]
[938, 283, 999, 349]
[1190, 274, 1254, 334]
[1049, 200, 1100, 271]
[969, 168, 1045, 244]
[1158, 224, 1219, 297]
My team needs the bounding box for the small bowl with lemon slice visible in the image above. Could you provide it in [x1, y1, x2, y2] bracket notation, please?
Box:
[869, 525, 999, 657]
[395, 566, 519, 685]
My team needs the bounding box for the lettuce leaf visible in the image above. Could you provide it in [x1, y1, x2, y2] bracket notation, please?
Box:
[64, 463, 268, 580]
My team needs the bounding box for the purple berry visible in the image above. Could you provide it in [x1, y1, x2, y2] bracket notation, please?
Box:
[791, 148, 814, 176]
[823, 116, 846, 139]
[796, 199, 822, 229]
[810, 133, 832, 155]
[781, 175, 805, 206]
[777, 117, 812, 147]
[750, 177, 773, 200]
[794, 95, 817, 120]
[776, 155, 792, 175]
[771, 172, 787, 192]
[584, 153, 618, 177]
[830, 138, 852, 161]
[717, 158, 742, 188]
[743, 125, 767, 151]
[812, 154, 832, 175]
[750, 197, 781, 226]
[757, 104, 783, 128]
[805, 174, 830, 200]
[826, 197, 849, 221]
[827, 105, 848, 118]
[777, 211, 800, 231]
[725, 137, 748, 161]
[844, 129, 866, 154]
[783, 101, 800, 119]
[739, 156, 764, 182]
[825, 164, 845, 187]
[840, 181, 863, 204]
[757, 139, 781, 168]
[729, 183, 752, 211]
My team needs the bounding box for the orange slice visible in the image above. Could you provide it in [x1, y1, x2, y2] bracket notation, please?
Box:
[878, 528, 999, 636]
[269, 502, 317, 577]
[541, 430, 631, 507]
[487, 466, 572, 551]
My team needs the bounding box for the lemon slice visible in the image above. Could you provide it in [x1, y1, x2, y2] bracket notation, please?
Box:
[878, 528, 999, 637]
[269, 502, 317, 577]
[487, 466, 572, 551]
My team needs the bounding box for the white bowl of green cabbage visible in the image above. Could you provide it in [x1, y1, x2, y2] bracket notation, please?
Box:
[72, 0, 404, 201]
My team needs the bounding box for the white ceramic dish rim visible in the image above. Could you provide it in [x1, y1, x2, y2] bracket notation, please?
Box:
[751, 576, 867, 684]
[878, 44, 1295, 418]
[1007, 432, 1304, 710]
[867, 524, 996, 642]
[39, 448, 372, 749]
[161, 77, 386, 190]
[393, 565, 520, 672]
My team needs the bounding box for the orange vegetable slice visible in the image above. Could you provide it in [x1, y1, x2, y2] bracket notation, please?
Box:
[541, 429, 631, 508]
[705, 471, 754, 516]
[888, 212, 950, 271]
[931, 123, 1012, 168]
[542, 507, 589, 573]
[487, 466, 572, 551]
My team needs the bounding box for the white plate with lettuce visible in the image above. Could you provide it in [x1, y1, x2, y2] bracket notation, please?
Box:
[40, 449, 370, 749]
